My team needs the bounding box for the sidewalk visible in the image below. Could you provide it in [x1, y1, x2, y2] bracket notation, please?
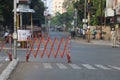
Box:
[0, 62, 9, 74]
[73, 37, 120, 47]
[0, 60, 18, 80]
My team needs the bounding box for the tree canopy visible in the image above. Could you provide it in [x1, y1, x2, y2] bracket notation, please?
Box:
[74, 0, 106, 26]
[51, 0, 74, 28]
[0, 0, 45, 30]
[51, 0, 106, 28]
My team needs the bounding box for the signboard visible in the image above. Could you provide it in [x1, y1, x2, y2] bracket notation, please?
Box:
[105, 8, 114, 17]
[44, 10, 48, 16]
[83, 24, 87, 30]
[105, 0, 115, 17]
[13, 33, 17, 39]
[116, 3, 120, 15]
[116, 16, 120, 23]
[17, 30, 31, 41]
[106, 0, 114, 8]
[82, 19, 88, 23]
[105, 0, 120, 17]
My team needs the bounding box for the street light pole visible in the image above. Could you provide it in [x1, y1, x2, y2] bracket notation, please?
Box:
[44, 0, 48, 32]
[88, 0, 90, 26]
[83, 0, 87, 30]
[100, 0, 103, 39]
[31, 13, 33, 38]
[73, 0, 78, 30]
[84, 0, 87, 20]
[13, 0, 17, 59]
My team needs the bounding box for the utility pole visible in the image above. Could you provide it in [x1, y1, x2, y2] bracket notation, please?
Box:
[47, 14, 51, 33]
[31, 13, 33, 38]
[13, 0, 17, 59]
[83, 0, 87, 30]
[44, 0, 48, 33]
[100, 0, 103, 39]
[73, 0, 78, 30]
[84, 0, 87, 21]
[88, 0, 90, 26]
[86, 0, 91, 42]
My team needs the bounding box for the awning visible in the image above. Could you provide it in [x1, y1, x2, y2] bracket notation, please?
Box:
[16, 4, 35, 13]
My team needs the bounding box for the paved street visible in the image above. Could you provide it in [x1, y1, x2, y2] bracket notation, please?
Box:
[1, 0, 120, 80]
[1, 32, 120, 80]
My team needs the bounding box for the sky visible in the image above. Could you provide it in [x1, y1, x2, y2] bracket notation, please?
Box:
[42, 0, 53, 15]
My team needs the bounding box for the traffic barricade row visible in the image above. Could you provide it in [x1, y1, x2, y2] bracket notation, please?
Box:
[26, 36, 72, 63]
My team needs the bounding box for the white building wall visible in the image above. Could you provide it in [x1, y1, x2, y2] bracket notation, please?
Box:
[52, 0, 66, 16]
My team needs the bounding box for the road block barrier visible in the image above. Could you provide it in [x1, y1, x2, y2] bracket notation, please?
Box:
[26, 36, 72, 63]
[0, 35, 13, 61]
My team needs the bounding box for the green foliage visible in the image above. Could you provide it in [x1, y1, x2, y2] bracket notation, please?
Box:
[73, 0, 106, 26]
[0, 0, 45, 28]
[51, 0, 74, 28]
[0, 0, 13, 26]
[30, 0, 45, 24]
[50, 0, 106, 28]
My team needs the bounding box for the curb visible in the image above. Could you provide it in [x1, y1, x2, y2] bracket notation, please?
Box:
[73, 39, 120, 47]
[0, 59, 18, 80]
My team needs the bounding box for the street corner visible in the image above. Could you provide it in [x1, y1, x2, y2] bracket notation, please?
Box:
[0, 59, 18, 80]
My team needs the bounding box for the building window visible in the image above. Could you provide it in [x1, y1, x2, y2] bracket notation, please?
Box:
[59, 6, 61, 8]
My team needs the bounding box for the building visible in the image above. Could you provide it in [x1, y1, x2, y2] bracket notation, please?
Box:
[106, 0, 120, 42]
[52, 0, 66, 16]
[105, 0, 120, 16]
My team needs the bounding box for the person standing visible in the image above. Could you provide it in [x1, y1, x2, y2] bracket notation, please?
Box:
[82, 29, 86, 39]
[4, 31, 9, 39]
[86, 27, 91, 42]
[111, 26, 117, 48]
[4, 31, 9, 43]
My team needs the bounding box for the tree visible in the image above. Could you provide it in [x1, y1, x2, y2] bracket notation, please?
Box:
[51, 0, 74, 28]
[0, 0, 13, 30]
[22, 0, 45, 25]
[91, 0, 106, 25]
[30, 0, 45, 24]
[73, 0, 106, 26]
[0, 0, 45, 31]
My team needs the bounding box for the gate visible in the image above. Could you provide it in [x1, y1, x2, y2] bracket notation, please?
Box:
[0, 34, 72, 63]
[26, 36, 72, 63]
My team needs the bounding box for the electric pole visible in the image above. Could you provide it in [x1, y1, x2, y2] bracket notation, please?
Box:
[88, 0, 90, 26]
[13, 0, 17, 59]
[84, 0, 87, 20]
[83, 0, 87, 30]
[100, 0, 103, 39]
[73, 0, 78, 30]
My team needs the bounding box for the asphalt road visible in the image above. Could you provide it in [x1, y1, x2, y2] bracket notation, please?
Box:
[1, 32, 120, 80]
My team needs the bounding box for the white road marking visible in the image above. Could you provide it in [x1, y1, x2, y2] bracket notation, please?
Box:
[2, 48, 44, 51]
[95, 64, 111, 70]
[43, 63, 52, 69]
[82, 64, 96, 70]
[108, 65, 120, 70]
[69, 64, 81, 69]
[56, 63, 67, 69]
